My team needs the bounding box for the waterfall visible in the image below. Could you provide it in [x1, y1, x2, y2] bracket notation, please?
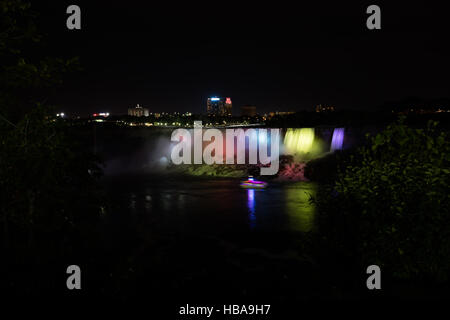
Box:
[284, 128, 315, 154]
[331, 128, 344, 151]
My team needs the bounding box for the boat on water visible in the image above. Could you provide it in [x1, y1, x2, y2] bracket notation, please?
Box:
[240, 176, 268, 189]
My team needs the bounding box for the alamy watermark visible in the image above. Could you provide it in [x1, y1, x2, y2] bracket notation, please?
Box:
[65, 5, 380, 31]
[170, 121, 280, 175]
[66, 5, 81, 30]
[66, 265, 81, 290]
[366, 265, 381, 289]
[366, 5, 381, 30]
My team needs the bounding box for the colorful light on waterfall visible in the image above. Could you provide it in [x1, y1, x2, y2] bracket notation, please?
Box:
[284, 128, 315, 154]
[258, 129, 267, 144]
[331, 128, 345, 151]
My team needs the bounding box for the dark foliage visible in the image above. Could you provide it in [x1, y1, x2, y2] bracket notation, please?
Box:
[313, 119, 450, 282]
[0, 0, 103, 294]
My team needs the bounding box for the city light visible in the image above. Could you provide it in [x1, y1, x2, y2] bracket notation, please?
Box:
[93, 112, 110, 117]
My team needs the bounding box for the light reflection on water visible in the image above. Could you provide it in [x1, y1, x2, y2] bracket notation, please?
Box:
[285, 185, 316, 232]
[245, 182, 316, 232]
[247, 189, 256, 229]
[118, 179, 316, 233]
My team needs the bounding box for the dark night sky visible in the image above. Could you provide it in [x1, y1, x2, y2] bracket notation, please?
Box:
[33, 1, 450, 116]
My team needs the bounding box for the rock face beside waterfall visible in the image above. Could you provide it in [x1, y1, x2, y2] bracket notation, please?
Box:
[163, 155, 310, 181]
[276, 162, 308, 181]
[166, 163, 247, 178]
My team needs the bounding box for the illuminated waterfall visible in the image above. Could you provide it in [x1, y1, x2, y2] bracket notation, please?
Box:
[331, 128, 345, 151]
[284, 128, 315, 154]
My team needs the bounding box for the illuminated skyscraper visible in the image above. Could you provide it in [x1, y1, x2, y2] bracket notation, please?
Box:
[224, 97, 232, 116]
[207, 97, 221, 115]
[128, 104, 149, 117]
[207, 97, 232, 116]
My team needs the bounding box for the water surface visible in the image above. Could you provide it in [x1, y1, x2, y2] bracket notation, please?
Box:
[104, 176, 317, 235]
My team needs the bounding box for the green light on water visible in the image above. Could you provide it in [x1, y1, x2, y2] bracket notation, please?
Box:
[285, 183, 316, 233]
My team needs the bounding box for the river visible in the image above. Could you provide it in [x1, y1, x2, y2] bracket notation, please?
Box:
[104, 176, 317, 235]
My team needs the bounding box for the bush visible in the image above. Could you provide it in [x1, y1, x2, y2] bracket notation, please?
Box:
[314, 119, 450, 281]
[304, 151, 345, 183]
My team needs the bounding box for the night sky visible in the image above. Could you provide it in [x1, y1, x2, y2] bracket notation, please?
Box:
[34, 1, 450, 116]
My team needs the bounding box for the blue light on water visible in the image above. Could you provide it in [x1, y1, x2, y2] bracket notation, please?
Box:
[247, 189, 256, 229]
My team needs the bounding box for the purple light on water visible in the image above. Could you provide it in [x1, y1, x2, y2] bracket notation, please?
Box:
[331, 128, 345, 151]
[248, 188, 254, 202]
[247, 189, 256, 229]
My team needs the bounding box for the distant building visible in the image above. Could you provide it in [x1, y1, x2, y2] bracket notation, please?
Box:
[128, 104, 149, 117]
[265, 111, 295, 119]
[207, 97, 232, 116]
[241, 105, 257, 117]
[315, 104, 335, 113]
[274, 111, 294, 116]
[207, 97, 220, 115]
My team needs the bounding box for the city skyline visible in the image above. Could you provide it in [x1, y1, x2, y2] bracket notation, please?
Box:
[32, 2, 450, 116]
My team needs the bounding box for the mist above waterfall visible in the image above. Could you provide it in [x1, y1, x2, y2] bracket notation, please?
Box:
[92, 126, 349, 177]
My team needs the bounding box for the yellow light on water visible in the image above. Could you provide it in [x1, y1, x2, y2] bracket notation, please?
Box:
[285, 184, 316, 232]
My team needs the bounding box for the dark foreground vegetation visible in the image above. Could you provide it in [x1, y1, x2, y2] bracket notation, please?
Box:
[307, 119, 450, 291]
